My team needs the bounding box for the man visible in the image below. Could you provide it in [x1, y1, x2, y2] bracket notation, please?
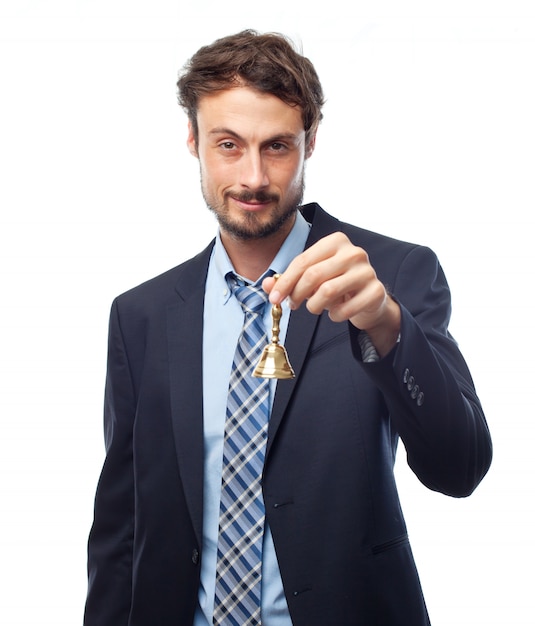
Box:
[84, 30, 492, 625]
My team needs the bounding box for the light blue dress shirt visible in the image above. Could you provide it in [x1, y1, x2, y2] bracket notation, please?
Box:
[194, 212, 311, 625]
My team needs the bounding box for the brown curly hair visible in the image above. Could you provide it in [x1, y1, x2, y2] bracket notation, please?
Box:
[177, 30, 325, 148]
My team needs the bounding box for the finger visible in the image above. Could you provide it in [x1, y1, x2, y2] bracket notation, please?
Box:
[304, 272, 356, 316]
[326, 279, 387, 327]
[269, 233, 354, 305]
[262, 275, 277, 295]
[284, 242, 369, 310]
[304, 265, 369, 316]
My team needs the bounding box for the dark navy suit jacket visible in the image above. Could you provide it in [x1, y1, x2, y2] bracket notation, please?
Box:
[85, 204, 492, 625]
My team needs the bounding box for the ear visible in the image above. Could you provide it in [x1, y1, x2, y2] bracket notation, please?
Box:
[305, 132, 317, 159]
[186, 121, 198, 157]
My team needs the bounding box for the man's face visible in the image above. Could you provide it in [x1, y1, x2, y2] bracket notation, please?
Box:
[187, 85, 315, 241]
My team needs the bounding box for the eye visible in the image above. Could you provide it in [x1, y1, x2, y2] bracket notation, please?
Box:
[266, 142, 290, 155]
[219, 141, 237, 150]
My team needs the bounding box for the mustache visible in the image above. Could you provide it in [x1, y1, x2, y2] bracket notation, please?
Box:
[227, 190, 280, 204]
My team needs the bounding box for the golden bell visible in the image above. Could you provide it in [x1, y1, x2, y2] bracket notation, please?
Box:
[253, 289, 295, 380]
[253, 340, 295, 379]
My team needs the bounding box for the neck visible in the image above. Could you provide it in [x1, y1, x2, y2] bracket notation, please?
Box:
[220, 220, 294, 282]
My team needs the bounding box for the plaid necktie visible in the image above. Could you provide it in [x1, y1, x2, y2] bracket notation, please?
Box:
[213, 276, 271, 626]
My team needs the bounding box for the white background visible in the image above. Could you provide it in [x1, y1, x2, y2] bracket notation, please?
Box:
[1, 1, 534, 624]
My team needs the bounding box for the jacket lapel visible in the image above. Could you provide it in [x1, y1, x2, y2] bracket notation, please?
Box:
[167, 243, 214, 547]
[267, 203, 342, 458]
[266, 304, 319, 459]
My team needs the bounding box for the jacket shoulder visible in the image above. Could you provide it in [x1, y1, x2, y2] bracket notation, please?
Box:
[302, 203, 433, 278]
[113, 240, 215, 309]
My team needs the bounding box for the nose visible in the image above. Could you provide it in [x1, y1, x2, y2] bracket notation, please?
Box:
[238, 150, 269, 190]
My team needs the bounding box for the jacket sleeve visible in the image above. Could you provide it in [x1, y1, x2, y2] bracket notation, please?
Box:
[84, 299, 135, 625]
[351, 244, 492, 497]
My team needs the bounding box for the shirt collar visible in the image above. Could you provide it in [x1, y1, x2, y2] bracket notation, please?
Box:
[211, 211, 311, 305]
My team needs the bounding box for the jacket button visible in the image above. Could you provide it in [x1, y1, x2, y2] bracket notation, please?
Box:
[417, 392, 425, 406]
[410, 384, 419, 399]
[407, 376, 415, 391]
[191, 549, 199, 565]
[403, 368, 410, 383]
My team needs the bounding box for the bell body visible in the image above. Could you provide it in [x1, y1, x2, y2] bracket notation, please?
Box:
[253, 344, 295, 379]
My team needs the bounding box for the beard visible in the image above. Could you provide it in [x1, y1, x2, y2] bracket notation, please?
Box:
[202, 172, 305, 241]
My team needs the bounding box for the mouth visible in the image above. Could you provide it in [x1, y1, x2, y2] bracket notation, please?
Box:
[232, 198, 271, 212]
[228, 192, 279, 212]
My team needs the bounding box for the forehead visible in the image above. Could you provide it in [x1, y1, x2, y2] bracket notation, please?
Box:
[196, 86, 305, 139]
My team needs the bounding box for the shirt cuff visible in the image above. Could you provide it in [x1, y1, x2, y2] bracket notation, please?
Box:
[357, 331, 401, 363]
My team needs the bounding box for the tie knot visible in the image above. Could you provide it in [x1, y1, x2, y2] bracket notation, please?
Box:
[230, 278, 269, 315]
